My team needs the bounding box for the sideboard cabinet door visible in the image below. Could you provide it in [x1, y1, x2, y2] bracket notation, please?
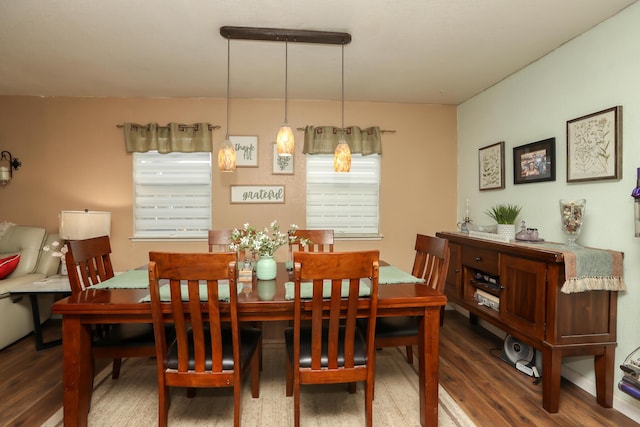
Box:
[499, 254, 546, 340]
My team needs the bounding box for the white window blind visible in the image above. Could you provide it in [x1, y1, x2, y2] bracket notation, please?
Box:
[133, 151, 211, 239]
[306, 154, 380, 237]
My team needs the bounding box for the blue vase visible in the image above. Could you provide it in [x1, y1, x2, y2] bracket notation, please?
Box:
[256, 255, 277, 280]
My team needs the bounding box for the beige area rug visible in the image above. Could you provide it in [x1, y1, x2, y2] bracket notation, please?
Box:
[43, 343, 475, 427]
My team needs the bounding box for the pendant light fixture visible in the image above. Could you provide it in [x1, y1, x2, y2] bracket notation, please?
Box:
[219, 26, 352, 165]
[276, 40, 294, 156]
[334, 43, 351, 172]
[218, 37, 236, 172]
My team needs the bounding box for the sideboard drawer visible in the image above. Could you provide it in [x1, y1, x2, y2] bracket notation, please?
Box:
[462, 247, 499, 275]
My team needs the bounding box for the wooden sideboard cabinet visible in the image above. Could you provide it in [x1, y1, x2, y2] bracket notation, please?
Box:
[436, 231, 618, 413]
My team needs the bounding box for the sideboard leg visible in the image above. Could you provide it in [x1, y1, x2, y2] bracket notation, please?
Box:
[594, 345, 615, 408]
[542, 346, 561, 413]
[468, 312, 478, 325]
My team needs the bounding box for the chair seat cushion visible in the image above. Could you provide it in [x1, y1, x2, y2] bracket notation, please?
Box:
[167, 327, 261, 371]
[359, 316, 418, 338]
[284, 325, 368, 368]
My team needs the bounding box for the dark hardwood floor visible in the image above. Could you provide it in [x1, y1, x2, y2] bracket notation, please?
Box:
[0, 310, 637, 426]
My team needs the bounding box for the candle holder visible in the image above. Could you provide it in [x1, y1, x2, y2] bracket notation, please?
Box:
[457, 216, 472, 233]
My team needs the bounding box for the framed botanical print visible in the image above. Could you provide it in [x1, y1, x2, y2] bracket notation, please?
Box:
[478, 141, 505, 191]
[272, 143, 294, 175]
[566, 106, 622, 182]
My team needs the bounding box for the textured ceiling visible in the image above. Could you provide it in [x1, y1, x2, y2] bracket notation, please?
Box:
[0, 0, 636, 104]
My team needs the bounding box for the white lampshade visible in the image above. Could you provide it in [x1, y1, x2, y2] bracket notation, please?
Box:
[59, 210, 111, 240]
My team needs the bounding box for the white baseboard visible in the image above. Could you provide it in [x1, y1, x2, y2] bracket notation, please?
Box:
[561, 366, 640, 423]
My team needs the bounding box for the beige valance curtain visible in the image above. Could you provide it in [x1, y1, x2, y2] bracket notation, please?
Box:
[123, 122, 215, 153]
[303, 126, 382, 155]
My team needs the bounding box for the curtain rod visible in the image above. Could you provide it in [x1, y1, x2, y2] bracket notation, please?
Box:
[296, 127, 396, 134]
[116, 124, 221, 130]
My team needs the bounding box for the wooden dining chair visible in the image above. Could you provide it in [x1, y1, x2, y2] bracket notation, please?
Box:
[288, 229, 334, 253]
[65, 236, 156, 380]
[372, 234, 450, 364]
[208, 229, 232, 252]
[148, 251, 261, 427]
[285, 250, 379, 427]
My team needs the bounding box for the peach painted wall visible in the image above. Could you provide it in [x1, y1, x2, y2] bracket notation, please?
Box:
[0, 96, 457, 272]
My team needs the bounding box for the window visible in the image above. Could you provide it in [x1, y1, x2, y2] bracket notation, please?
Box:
[306, 154, 380, 237]
[133, 151, 211, 239]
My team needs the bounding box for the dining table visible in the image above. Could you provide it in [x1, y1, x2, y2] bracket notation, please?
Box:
[52, 261, 447, 427]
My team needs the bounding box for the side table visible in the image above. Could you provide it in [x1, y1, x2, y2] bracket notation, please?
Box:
[9, 275, 71, 350]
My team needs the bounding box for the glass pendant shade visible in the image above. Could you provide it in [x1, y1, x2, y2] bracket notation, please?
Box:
[218, 137, 236, 172]
[334, 138, 351, 172]
[276, 124, 294, 156]
[277, 40, 294, 157]
[219, 37, 236, 172]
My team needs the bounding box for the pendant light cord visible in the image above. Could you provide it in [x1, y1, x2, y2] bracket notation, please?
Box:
[284, 40, 289, 124]
[341, 43, 344, 130]
[226, 37, 231, 139]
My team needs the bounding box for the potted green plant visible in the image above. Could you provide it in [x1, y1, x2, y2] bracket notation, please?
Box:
[485, 204, 522, 240]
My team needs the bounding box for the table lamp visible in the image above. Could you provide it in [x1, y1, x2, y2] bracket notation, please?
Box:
[59, 210, 111, 240]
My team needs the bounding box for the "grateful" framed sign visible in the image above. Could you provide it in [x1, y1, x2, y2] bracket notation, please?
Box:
[230, 185, 285, 204]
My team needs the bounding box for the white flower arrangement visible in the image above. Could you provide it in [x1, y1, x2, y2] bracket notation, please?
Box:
[42, 240, 68, 259]
[229, 221, 311, 257]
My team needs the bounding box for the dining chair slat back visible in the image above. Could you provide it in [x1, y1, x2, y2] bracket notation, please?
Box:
[372, 234, 450, 364]
[148, 251, 261, 427]
[208, 228, 263, 370]
[65, 235, 114, 293]
[411, 234, 450, 293]
[65, 235, 156, 380]
[289, 229, 334, 253]
[285, 250, 379, 427]
[207, 229, 233, 252]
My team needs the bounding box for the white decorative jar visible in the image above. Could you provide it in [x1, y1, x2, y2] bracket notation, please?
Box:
[497, 224, 516, 241]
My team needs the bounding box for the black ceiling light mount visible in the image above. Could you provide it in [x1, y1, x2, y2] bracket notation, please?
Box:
[220, 26, 351, 45]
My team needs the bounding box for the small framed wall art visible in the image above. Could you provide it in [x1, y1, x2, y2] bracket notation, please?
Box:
[272, 143, 294, 175]
[230, 135, 258, 167]
[513, 137, 556, 184]
[478, 141, 505, 191]
[566, 106, 622, 182]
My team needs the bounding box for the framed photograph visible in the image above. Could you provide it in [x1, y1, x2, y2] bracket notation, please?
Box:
[230, 185, 285, 204]
[272, 143, 294, 175]
[566, 106, 622, 182]
[478, 141, 505, 191]
[230, 135, 258, 167]
[513, 137, 556, 184]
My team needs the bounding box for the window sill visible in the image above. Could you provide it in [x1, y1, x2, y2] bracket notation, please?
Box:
[130, 237, 208, 243]
[334, 234, 383, 241]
